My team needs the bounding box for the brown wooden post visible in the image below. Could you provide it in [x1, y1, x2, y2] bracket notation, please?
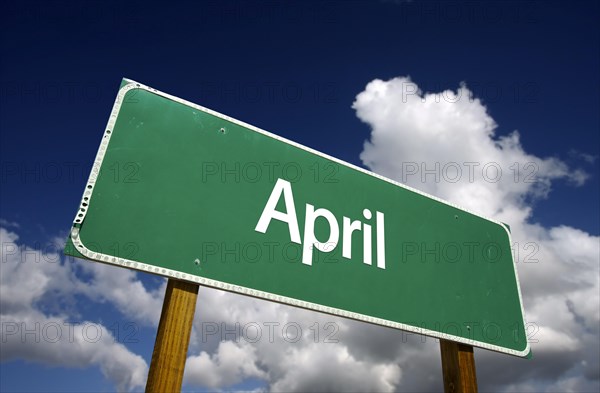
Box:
[440, 339, 478, 393]
[146, 278, 199, 393]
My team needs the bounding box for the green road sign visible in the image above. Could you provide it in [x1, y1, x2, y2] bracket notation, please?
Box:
[65, 78, 530, 357]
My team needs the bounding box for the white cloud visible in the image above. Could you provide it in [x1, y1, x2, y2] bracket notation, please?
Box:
[269, 343, 401, 393]
[75, 260, 166, 326]
[352, 76, 599, 391]
[184, 340, 267, 388]
[0, 227, 159, 392]
[354, 77, 587, 219]
[183, 286, 408, 392]
[0, 310, 147, 392]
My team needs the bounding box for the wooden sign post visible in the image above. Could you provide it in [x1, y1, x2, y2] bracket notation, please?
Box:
[145, 279, 199, 393]
[440, 339, 478, 393]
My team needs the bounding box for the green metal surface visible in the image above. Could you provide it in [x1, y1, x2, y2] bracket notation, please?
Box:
[65, 79, 529, 356]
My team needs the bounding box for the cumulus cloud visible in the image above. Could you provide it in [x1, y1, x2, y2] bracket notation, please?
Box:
[0, 227, 161, 392]
[270, 343, 401, 392]
[184, 340, 267, 388]
[75, 259, 166, 326]
[352, 76, 599, 391]
[184, 287, 408, 392]
[354, 77, 589, 219]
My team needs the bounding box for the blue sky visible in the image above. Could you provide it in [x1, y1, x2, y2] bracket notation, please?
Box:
[1, 1, 599, 392]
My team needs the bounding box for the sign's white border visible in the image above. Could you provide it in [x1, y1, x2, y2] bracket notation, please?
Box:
[69, 78, 531, 357]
